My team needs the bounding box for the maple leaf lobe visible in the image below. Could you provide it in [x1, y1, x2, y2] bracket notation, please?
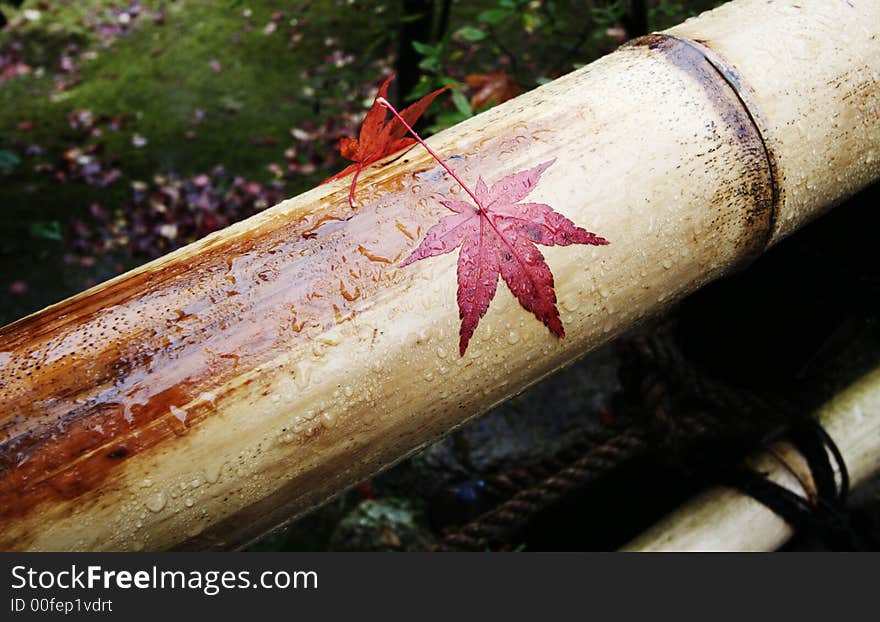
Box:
[322, 74, 450, 207]
[338, 136, 359, 160]
[401, 159, 608, 355]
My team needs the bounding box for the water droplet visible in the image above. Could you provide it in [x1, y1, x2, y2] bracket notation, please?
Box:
[184, 498, 194, 508]
[561, 297, 580, 312]
[357, 245, 392, 264]
[204, 462, 224, 484]
[339, 281, 361, 302]
[170, 405, 188, 424]
[506, 331, 520, 345]
[199, 391, 217, 406]
[294, 361, 312, 390]
[144, 491, 167, 513]
[396, 222, 415, 240]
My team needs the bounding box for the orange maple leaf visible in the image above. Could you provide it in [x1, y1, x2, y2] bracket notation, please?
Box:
[323, 74, 449, 207]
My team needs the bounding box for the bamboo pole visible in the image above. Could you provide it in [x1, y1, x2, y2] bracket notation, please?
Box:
[623, 365, 880, 552]
[0, 0, 878, 551]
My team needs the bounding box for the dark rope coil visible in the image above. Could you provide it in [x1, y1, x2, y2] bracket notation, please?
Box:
[436, 330, 873, 551]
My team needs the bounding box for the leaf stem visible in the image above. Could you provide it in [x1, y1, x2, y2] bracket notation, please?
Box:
[376, 96, 482, 209]
[350, 163, 362, 208]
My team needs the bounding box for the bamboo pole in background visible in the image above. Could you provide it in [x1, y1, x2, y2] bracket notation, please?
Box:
[0, 0, 878, 551]
[624, 364, 880, 552]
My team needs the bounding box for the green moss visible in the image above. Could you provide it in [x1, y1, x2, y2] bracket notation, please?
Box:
[4, 1, 382, 183]
[0, 0, 384, 321]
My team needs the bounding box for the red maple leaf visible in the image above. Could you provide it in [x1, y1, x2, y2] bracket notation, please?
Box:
[401, 159, 608, 355]
[323, 74, 449, 207]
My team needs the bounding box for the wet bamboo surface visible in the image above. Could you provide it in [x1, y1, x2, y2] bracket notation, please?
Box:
[624, 364, 880, 552]
[1, 0, 878, 550]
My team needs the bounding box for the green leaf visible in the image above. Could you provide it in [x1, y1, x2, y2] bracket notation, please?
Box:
[427, 110, 471, 133]
[30, 221, 63, 241]
[477, 8, 512, 25]
[418, 56, 441, 73]
[451, 90, 473, 117]
[407, 77, 433, 100]
[522, 13, 542, 34]
[455, 26, 486, 42]
[411, 40, 437, 56]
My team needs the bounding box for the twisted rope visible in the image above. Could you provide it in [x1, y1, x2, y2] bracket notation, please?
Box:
[436, 330, 782, 551]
